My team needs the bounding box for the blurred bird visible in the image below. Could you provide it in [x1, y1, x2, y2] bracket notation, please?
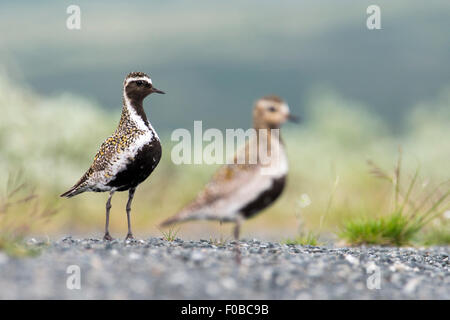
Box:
[160, 96, 298, 242]
[61, 72, 165, 240]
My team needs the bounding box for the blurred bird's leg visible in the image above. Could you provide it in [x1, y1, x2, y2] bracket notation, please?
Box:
[125, 188, 136, 240]
[233, 219, 241, 240]
[233, 217, 242, 264]
[103, 191, 115, 241]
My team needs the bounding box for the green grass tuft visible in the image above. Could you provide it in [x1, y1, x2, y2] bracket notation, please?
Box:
[0, 237, 41, 257]
[159, 226, 180, 242]
[284, 232, 321, 246]
[339, 151, 450, 246]
[339, 212, 421, 246]
[209, 235, 229, 246]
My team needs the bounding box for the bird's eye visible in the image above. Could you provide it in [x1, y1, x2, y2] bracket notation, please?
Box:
[268, 106, 276, 112]
[136, 81, 144, 86]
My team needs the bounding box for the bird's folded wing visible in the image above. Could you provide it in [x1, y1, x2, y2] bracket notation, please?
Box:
[72, 136, 119, 190]
[161, 162, 275, 225]
[193, 164, 259, 207]
[161, 140, 277, 225]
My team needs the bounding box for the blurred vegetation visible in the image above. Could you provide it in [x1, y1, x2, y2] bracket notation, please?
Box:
[339, 154, 450, 246]
[0, 71, 449, 245]
[0, 172, 56, 256]
[420, 225, 450, 246]
[159, 226, 180, 242]
[284, 232, 320, 246]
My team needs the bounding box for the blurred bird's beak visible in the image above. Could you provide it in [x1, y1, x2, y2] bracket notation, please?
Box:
[287, 114, 300, 123]
[151, 87, 165, 94]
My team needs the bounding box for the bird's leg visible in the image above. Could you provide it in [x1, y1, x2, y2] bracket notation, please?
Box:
[103, 191, 115, 241]
[233, 220, 241, 240]
[125, 188, 136, 240]
[233, 217, 242, 264]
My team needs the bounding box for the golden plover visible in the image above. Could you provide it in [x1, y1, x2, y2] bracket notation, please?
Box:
[160, 96, 298, 241]
[61, 72, 165, 240]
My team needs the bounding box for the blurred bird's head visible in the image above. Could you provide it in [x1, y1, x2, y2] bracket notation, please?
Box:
[123, 72, 165, 102]
[253, 96, 298, 129]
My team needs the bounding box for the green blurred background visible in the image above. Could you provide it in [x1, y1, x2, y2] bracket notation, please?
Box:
[0, 0, 449, 241]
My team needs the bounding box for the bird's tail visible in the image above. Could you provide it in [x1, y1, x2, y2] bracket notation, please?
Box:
[61, 171, 90, 198]
[159, 212, 188, 228]
[60, 185, 84, 198]
[160, 209, 201, 228]
[60, 178, 88, 198]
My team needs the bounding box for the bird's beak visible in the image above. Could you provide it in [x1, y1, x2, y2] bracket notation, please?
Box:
[151, 87, 165, 94]
[287, 114, 300, 123]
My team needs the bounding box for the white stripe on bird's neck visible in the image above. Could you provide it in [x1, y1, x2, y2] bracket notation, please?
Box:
[122, 93, 159, 140]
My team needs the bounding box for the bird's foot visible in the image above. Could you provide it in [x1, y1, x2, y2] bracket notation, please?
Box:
[234, 250, 242, 264]
[125, 233, 135, 241]
[234, 243, 241, 264]
[103, 233, 114, 241]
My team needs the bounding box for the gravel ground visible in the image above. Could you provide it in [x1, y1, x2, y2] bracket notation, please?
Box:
[0, 237, 448, 299]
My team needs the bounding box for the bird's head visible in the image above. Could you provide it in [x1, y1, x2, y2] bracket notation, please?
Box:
[123, 72, 165, 101]
[253, 95, 298, 129]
